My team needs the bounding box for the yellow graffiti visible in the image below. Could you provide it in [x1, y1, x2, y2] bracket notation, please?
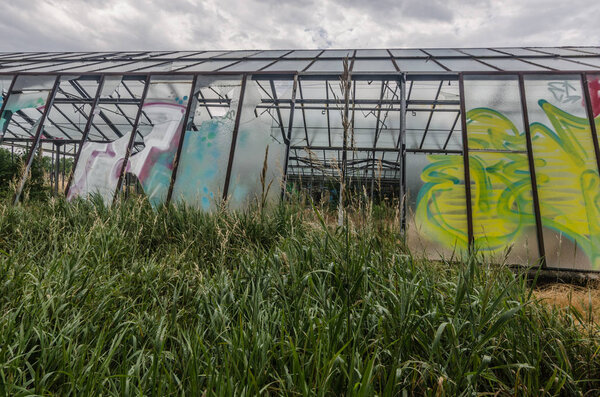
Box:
[416, 102, 600, 268]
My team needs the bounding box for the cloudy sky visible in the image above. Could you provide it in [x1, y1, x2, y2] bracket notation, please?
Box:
[1, 0, 598, 52]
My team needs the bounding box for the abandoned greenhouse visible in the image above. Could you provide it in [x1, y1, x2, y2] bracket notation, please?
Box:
[1, 47, 600, 272]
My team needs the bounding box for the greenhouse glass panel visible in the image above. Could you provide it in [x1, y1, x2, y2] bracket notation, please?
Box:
[482, 58, 549, 71]
[436, 59, 496, 71]
[406, 152, 469, 259]
[305, 60, 345, 72]
[127, 76, 193, 207]
[463, 75, 540, 266]
[424, 49, 464, 57]
[495, 48, 543, 56]
[215, 50, 261, 59]
[389, 49, 427, 57]
[527, 47, 586, 56]
[565, 57, 600, 68]
[461, 48, 508, 56]
[42, 76, 102, 140]
[284, 50, 322, 58]
[67, 135, 131, 204]
[0, 62, 64, 72]
[463, 76, 527, 151]
[525, 75, 599, 270]
[318, 50, 353, 58]
[67, 76, 146, 204]
[0, 75, 55, 139]
[199, 51, 234, 58]
[352, 59, 397, 72]
[227, 78, 286, 209]
[171, 76, 243, 210]
[249, 50, 290, 58]
[523, 58, 598, 71]
[0, 75, 13, 103]
[566, 47, 600, 55]
[468, 150, 539, 265]
[355, 49, 390, 57]
[177, 60, 236, 71]
[151, 51, 204, 59]
[262, 60, 311, 71]
[395, 59, 445, 72]
[220, 60, 273, 71]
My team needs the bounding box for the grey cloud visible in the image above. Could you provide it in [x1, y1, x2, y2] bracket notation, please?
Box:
[0, 0, 598, 52]
[401, 1, 454, 21]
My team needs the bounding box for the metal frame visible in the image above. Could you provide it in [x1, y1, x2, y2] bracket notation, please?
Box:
[280, 74, 298, 199]
[458, 74, 474, 247]
[222, 74, 248, 199]
[112, 74, 150, 204]
[64, 75, 106, 196]
[166, 75, 199, 204]
[0, 75, 17, 146]
[517, 73, 546, 268]
[13, 75, 60, 204]
[399, 75, 407, 233]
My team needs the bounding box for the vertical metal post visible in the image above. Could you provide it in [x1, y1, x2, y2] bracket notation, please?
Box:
[13, 75, 61, 205]
[458, 74, 474, 248]
[54, 143, 60, 196]
[223, 74, 248, 199]
[399, 75, 407, 233]
[112, 74, 151, 205]
[518, 73, 546, 267]
[582, 73, 600, 184]
[371, 81, 386, 201]
[0, 75, 17, 147]
[325, 79, 332, 147]
[62, 146, 66, 191]
[280, 74, 298, 200]
[49, 143, 54, 192]
[166, 74, 199, 204]
[65, 75, 106, 197]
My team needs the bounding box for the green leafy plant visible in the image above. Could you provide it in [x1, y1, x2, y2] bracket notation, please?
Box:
[0, 197, 598, 395]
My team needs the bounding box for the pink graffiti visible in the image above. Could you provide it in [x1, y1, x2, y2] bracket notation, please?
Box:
[588, 77, 600, 118]
[130, 102, 186, 184]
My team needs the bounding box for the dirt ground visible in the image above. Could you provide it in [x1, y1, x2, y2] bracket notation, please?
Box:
[534, 283, 600, 324]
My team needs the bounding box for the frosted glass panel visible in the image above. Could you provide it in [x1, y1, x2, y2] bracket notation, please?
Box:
[127, 76, 193, 207]
[483, 58, 548, 71]
[406, 153, 469, 259]
[0, 76, 13, 97]
[463, 75, 527, 152]
[463, 76, 540, 265]
[227, 79, 286, 209]
[469, 151, 539, 265]
[67, 76, 146, 204]
[437, 59, 495, 71]
[171, 77, 243, 210]
[395, 59, 444, 72]
[0, 75, 55, 138]
[67, 132, 131, 204]
[526, 75, 599, 270]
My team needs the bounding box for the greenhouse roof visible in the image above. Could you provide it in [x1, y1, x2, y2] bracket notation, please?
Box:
[1, 47, 600, 74]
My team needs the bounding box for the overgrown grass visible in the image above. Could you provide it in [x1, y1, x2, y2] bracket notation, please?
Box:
[0, 197, 599, 395]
